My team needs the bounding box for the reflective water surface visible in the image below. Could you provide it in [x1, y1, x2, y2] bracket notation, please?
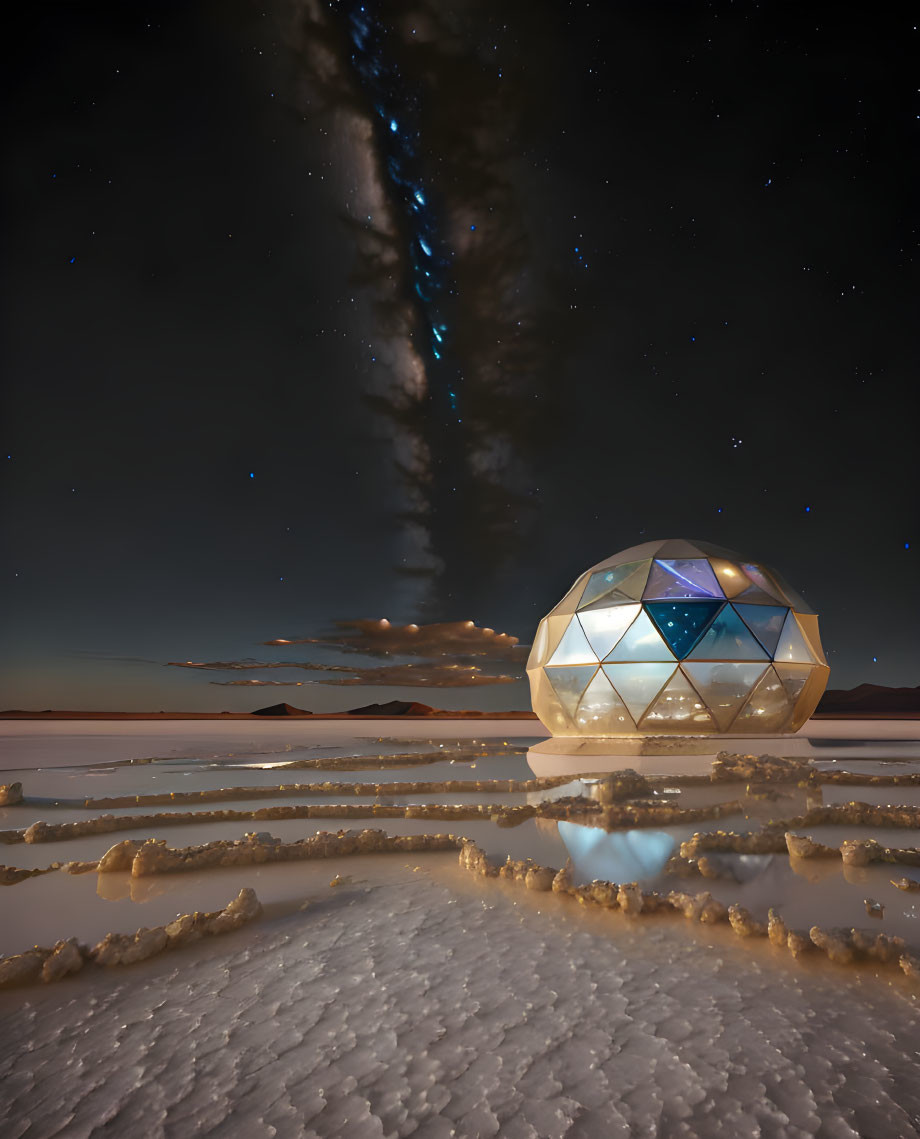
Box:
[3, 718, 920, 1137]
[1, 718, 919, 963]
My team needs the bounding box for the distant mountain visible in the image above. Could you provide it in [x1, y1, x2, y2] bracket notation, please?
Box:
[251, 702, 312, 716]
[345, 700, 436, 716]
[816, 684, 920, 715]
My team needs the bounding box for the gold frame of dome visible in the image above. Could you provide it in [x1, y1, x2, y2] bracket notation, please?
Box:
[527, 539, 829, 737]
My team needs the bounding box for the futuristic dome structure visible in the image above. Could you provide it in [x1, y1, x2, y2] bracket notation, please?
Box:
[527, 539, 829, 737]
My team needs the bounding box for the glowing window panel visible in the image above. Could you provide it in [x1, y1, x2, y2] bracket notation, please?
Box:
[546, 618, 597, 666]
[577, 604, 641, 661]
[645, 600, 722, 659]
[602, 662, 676, 723]
[602, 609, 675, 663]
[643, 559, 722, 600]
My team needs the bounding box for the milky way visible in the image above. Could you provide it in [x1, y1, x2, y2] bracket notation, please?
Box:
[295, 0, 572, 619]
[339, 1, 459, 417]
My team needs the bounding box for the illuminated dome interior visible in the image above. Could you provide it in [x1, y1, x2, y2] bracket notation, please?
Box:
[527, 539, 829, 736]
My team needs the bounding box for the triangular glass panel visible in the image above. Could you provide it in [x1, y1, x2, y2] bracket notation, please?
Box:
[638, 670, 717, 732]
[733, 604, 788, 657]
[643, 558, 723, 600]
[653, 539, 709, 559]
[526, 620, 549, 671]
[577, 561, 648, 609]
[615, 561, 653, 600]
[602, 609, 675, 663]
[578, 590, 642, 612]
[765, 569, 814, 615]
[541, 614, 573, 664]
[794, 614, 826, 665]
[788, 664, 829, 732]
[732, 667, 792, 733]
[682, 662, 768, 731]
[773, 612, 817, 665]
[686, 605, 769, 661]
[708, 558, 751, 598]
[533, 669, 576, 733]
[574, 669, 637, 734]
[740, 564, 785, 602]
[546, 617, 598, 666]
[645, 600, 722, 659]
[577, 604, 641, 661]
[591, 544, 660, 570]
[602, 663, 675, 723]
[551, 573, 590, 616]
[732, 585, 782, 606]
[692, 540, 745, 560]
[773, 663, 814, 706]
[545, 665, 597, 719]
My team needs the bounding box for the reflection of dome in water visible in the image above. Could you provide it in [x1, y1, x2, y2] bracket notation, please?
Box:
[527, 539, 829, 737]
[557, 821, 675, 883]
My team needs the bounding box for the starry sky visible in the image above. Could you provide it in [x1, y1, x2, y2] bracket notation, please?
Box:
[1, 0, 917, 712]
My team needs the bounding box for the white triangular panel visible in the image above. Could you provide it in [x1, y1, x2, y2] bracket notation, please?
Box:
[603, 609, 676, 663]
[577, 604, 641, 661]
[546, 618, 598, 666]
[794, 614, 827, 665]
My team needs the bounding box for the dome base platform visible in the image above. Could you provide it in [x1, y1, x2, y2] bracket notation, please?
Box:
[528, 731, 823, 778]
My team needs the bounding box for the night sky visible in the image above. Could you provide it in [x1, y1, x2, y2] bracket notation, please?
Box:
[2, 0, 917, 713]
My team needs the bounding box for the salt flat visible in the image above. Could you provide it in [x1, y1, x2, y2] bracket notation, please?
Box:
[1, 720, 920, 1137]
[3, 863, 920, 1138]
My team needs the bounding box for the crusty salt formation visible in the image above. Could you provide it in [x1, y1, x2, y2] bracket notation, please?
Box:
[456, 840, 919, 982]
[0, 888, 263, 989]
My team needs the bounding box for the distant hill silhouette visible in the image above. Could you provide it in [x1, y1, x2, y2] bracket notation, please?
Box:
[345, 700, 435, 716]
[816, 683, 920, 715]
[251, 702, 312, 716]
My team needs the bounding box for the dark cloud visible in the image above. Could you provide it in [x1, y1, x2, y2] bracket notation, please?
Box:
[175, 658, 516, 687]
[208, 679, 306, 687]
[314, 663, 517, 688]
[263, 618, 527, 661]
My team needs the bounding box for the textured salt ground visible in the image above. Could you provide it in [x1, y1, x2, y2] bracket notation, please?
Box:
[3, 865, 920, 1138]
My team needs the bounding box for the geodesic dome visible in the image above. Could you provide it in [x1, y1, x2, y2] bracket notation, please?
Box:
[527, 539, 829, 736]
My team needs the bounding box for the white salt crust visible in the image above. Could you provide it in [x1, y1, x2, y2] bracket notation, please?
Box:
[2, 870, 920, 1138]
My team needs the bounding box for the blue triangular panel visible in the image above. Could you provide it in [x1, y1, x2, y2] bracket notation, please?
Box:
[733, 604, 789, 657]
[686, 605, 769, 661]
[645, 600, 722, 660]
